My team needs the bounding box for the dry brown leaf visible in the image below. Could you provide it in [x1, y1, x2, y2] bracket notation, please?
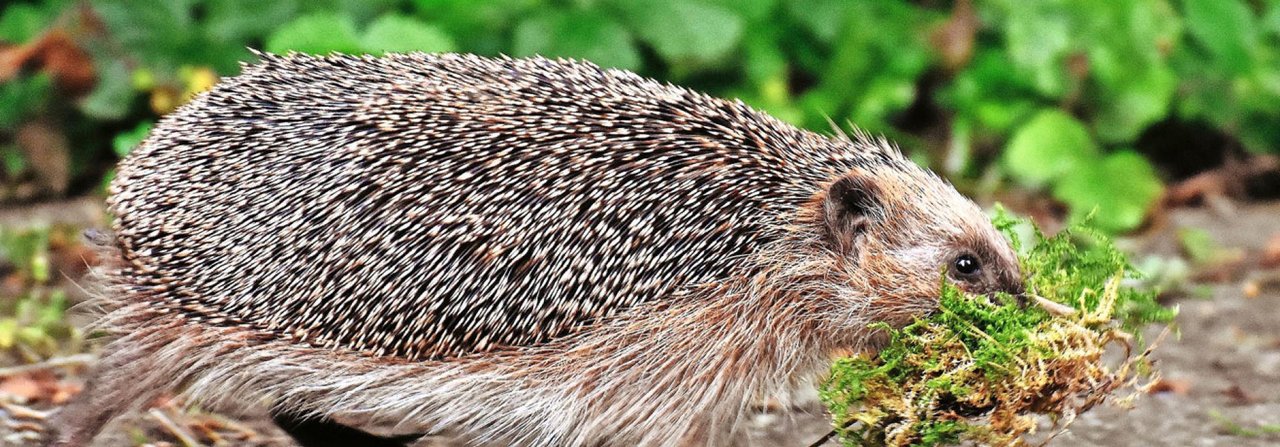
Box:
[1146, 378, 1192, 395]
[37, 31, 95, 95]
[0, 375, 43, 402]
[1242, 280, 1261, 299]
[1221, 384, 1260, 406]
[0, 30, 95, 95]
[49, 380, 82, 405]
[0, 42, 36, 81]
[1261, 233, 1280, 268]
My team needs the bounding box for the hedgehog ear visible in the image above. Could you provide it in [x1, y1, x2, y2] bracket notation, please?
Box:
[822, 174, 881, 254]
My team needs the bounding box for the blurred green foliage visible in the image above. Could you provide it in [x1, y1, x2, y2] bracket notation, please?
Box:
[1, 0, 1279, 232]
[0, 225, 83, 360]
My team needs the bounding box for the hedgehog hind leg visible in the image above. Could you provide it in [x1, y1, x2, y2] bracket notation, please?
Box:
[270, 410, 423, 447]
[46, 340, 172, 446]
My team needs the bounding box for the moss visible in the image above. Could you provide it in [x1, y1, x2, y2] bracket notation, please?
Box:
[819, 207, 1176, 446]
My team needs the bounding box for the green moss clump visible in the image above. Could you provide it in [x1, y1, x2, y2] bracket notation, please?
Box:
[819, 208, 1176, 446]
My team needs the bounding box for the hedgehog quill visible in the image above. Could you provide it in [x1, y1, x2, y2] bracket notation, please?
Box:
[51, 52, 1025, 447]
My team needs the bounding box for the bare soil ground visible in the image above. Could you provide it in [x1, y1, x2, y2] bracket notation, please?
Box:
[1050, 202, 1280, 447]
[1, 201, 1277, 446]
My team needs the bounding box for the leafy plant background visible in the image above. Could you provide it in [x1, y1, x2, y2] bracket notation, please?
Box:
[1, 0, 1279, 233]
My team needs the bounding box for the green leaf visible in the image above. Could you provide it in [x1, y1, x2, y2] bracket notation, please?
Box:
[0, 146, 25, 178]
[38, 291, 67, 329]
[1169, 47, 1235, 127]
[1237, 110, 1280, 154]
[850, 76, 916, 131]
[1177, 227, 1220, 265]
[409, 0, 540, 55]
[93, 0, 247, 72]
[30, 251, 49, 283]
[0, 3, 51, 43]
[801, 1, 934, 132]
[113, 122, 154, 158]
[0, 73, 52, 128]
[266, 13, 363, 55]
[1266, 0, 1280, 36]
[611, 0, 743, 66]
[940, 49, 1040, 135]
[974, 100, 1039, 136]
[301, 0, 400, 26]
[708, 0, 777, 22]
[1181, 0, 1258, 74]
[1053, 150, 1163, 232]
[362, 14, 456, 54]
[93, 0, 199, 69]
[742, 28, 787, 87]
[511, 10, 639, 70]
[785, 0, 849, 43]
[0, 319, 16, 349]
[1003, 110, 1099, 188]
[1000, 0, 1073, 97]
[1088, 55, 1177, 143]
[78, 59, 135, 120]
[1083, 0, 1181, 143]
[205, 0, 299, 43]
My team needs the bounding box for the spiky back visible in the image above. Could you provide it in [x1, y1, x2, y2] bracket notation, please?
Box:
[109, 53, 910, 360]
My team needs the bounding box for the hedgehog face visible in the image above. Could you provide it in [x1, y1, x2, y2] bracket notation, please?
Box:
[816, 168, 1022, 330]
[939, 212, 1024, 299]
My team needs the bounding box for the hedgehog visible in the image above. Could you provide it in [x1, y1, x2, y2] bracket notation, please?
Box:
[49, 52, 1023, 447]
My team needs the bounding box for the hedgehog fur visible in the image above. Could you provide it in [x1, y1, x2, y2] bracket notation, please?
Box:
[51, 52, 1021, 447]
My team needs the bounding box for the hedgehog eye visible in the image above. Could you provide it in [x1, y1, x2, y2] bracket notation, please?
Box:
[952, 254, 981, 277]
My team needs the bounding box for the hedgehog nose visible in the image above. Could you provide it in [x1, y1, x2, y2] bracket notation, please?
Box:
[1004, 282, 1027, 307]
[1012, 290, 1028, 308]
[1005, 280, 1025, 297]
[991, 273, 1026, 306]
